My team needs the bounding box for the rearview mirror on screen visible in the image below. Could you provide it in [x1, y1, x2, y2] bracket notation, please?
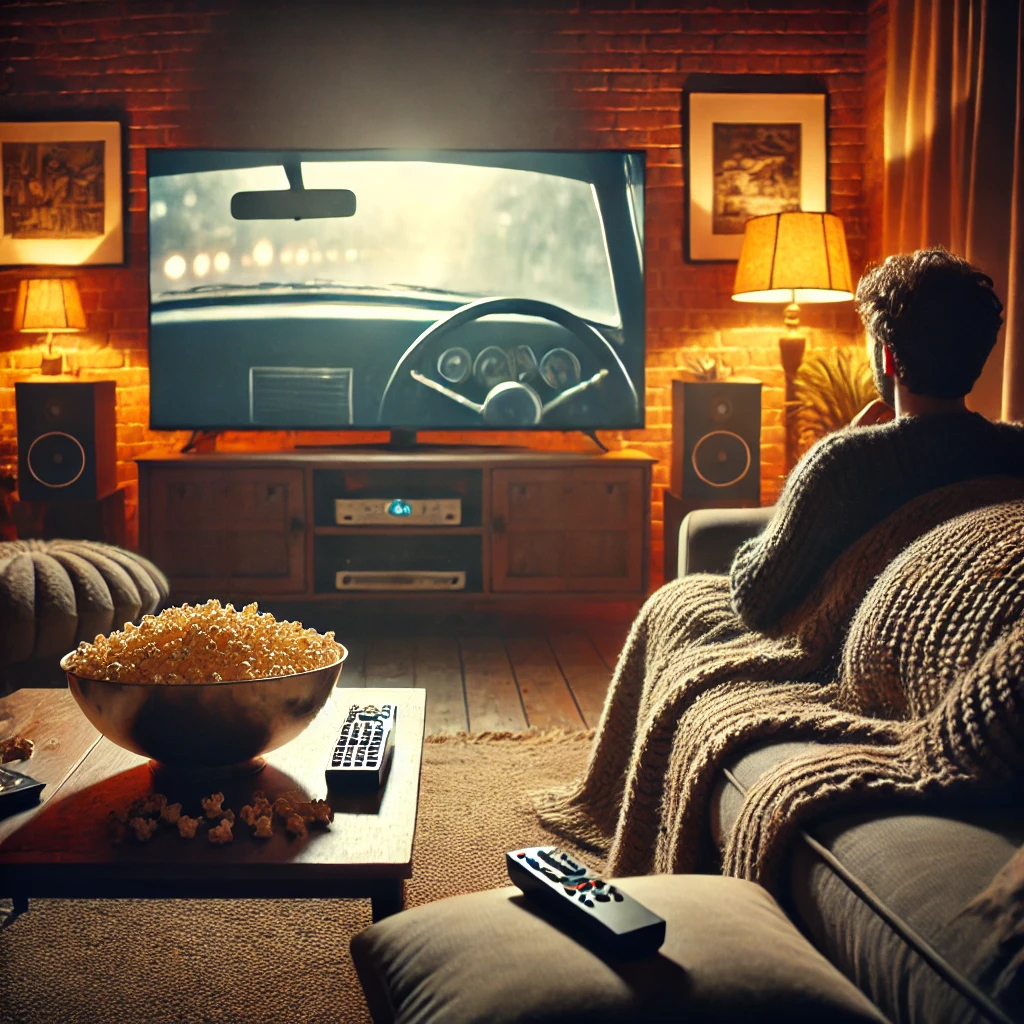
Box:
[230, 189, 357, 220]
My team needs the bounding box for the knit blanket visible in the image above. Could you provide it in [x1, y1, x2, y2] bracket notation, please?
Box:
[534, 475, 1024, 885]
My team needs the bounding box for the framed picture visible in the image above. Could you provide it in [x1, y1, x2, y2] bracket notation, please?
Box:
[0, 120, 123, 266]
[686, 92, 826, 261]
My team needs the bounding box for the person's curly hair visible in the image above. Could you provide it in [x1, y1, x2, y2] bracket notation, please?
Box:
[855, 246, 1003, 398]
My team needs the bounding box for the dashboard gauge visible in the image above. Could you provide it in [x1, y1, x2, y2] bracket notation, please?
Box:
[513, 345, 539, 383]
[473, 346, 514, 390]
[437, 346, 472, 385]
[539, 348, 582, 391]
[480, 381, 543, 427]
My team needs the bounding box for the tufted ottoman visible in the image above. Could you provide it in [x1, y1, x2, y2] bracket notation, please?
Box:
[0, 539, 169, 677]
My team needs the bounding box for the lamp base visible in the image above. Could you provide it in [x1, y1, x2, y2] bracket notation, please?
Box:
[779, 332, 806, 380]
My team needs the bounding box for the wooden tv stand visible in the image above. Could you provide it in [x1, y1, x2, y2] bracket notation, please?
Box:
[137, 449, 654, 603]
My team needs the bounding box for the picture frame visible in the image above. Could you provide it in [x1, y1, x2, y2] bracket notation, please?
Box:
[685, 92, 827, 261]
[0, 120, 124, 266]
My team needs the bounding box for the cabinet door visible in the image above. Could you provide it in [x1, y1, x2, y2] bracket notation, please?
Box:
[147, 468, 306, 595]
[223, 470, 306, 593]
[149, 471, 229, 591]
[491, 468, 644, 592]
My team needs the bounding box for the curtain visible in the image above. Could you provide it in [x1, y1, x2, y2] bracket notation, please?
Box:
[883, 0, 1023, 421]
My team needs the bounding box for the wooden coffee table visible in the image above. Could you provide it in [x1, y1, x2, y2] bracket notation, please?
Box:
[0, 686, 425, 922]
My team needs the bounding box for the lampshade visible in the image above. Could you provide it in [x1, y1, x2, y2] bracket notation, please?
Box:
[731, 212, 854, 304]
[13, 278, 87, 333]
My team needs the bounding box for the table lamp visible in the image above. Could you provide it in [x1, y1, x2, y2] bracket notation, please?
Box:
[14, 278, 87, 376]
[731, 211, 854, 470]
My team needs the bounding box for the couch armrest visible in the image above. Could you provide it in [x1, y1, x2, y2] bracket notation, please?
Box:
[679, 506, 776, 577]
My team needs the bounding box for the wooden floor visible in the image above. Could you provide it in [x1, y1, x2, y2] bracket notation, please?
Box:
[338, 626, 628, 735]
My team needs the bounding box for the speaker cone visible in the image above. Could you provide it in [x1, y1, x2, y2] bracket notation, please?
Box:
[690, 430, 752, 488]
[26, 432, 87, 488]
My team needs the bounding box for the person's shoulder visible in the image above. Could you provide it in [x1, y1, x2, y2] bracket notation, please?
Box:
[798, 419, 899, 466]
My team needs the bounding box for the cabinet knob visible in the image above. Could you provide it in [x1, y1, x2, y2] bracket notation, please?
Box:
[492, 514, 506, 535]
[290, 516, 305, 534]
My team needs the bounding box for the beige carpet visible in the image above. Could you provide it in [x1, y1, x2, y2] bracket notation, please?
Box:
[0, 731, 596, 1024]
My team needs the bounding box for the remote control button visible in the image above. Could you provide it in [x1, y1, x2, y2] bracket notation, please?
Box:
[578, 893, 588, 902]
[584, 899, 595, 908]
[595, 893, 610, 902]
[537, 850, 565, 872]
[525, 857, 539, 869]
[613, 893, 623, 902]
[563, 887, 576, 896]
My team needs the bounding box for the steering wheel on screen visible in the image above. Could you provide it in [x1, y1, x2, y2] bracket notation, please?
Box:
[376, 296, 639, 427]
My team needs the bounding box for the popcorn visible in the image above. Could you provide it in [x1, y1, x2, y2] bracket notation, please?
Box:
[108, 786, 331, 845]
[0, 736, 34, 762]
[133, 793, 167, 817]
[294, 799, 334, 828]
[202, 792, 225, 818]
[284, 813, 307, 838]
[251, 791, 273, 819]
[177, 815, 200, 839]
[208, 819, 234, 845]
[160, 802, 182, 825]
[64, 600, 341, 683]
[130, 817, 159, 842]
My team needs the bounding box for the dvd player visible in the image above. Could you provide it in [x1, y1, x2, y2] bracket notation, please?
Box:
[335, 570, 467, 591]
[335, 498, 462, 525]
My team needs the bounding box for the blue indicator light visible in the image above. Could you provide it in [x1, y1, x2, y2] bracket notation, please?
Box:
[387, 499, 412, 517]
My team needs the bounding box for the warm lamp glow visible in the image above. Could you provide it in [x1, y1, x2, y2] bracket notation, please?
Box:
[731, 212, 854, 476]
[731, 212, 854, 304]
[14, 278, 88, 376]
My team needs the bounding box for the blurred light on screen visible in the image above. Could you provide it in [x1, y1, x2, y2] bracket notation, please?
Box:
[164, 254, 186, 280]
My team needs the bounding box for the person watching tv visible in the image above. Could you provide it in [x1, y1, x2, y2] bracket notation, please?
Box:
[729, 245, 1024, 632]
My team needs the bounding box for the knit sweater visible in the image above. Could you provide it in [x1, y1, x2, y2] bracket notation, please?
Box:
[534, 474, 1024, 888]
[730, 412, 1024, 631]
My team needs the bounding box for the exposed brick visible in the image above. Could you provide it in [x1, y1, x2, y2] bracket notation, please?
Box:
[0, 0, 875, 577]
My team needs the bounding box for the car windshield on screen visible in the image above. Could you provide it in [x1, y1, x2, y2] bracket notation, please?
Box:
[149, 161, 620, 326]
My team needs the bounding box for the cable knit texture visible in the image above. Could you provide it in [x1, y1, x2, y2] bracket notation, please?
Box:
[533, 472, 1024, 887]
[729, 411, 1024, 631]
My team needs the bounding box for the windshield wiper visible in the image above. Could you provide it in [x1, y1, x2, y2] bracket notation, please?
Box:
[385, 282, 477, 298]
[157, 280, 480, 299]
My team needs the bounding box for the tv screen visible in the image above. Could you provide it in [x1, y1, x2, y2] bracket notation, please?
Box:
[147, 150, 645, 432]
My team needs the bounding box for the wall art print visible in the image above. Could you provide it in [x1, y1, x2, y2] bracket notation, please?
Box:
[686, 93, 826, 261]
[0, 121, 123, 266]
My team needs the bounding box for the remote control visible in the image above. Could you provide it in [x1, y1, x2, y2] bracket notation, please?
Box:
[325, 704, 396, 792]
[507, 846, 666, 959]
[0, 764, 45, 816]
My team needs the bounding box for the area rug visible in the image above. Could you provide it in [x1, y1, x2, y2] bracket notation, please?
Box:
[0, 730, 596, 1024]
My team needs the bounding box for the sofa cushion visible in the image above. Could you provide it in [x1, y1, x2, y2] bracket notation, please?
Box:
[713, 740, 1024, 1024]
[350, 874, 886, 1024]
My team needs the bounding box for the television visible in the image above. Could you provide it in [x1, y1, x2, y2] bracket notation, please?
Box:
[147, 149, 645, 437]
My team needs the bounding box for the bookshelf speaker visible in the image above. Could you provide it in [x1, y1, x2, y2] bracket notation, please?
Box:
[671, 380, 761, 501]
[16, 380, 117, 501]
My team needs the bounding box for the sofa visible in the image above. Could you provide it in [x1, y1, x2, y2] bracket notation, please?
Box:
[350, 504, 1022, 1024]
[687, 506, 1023, 1024]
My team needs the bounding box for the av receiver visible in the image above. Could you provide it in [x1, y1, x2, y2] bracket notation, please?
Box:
[335, 570, 467, 591]
[335, 498, 462, 525]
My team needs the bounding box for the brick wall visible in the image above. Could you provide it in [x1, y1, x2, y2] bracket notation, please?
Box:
[0, 0, 880, 582]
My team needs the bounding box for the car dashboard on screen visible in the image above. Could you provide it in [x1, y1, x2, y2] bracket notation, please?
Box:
[147, 149, 645, 432]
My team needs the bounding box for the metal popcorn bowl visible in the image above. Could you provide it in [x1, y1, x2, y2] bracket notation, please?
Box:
[61, 647, 347, 771]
